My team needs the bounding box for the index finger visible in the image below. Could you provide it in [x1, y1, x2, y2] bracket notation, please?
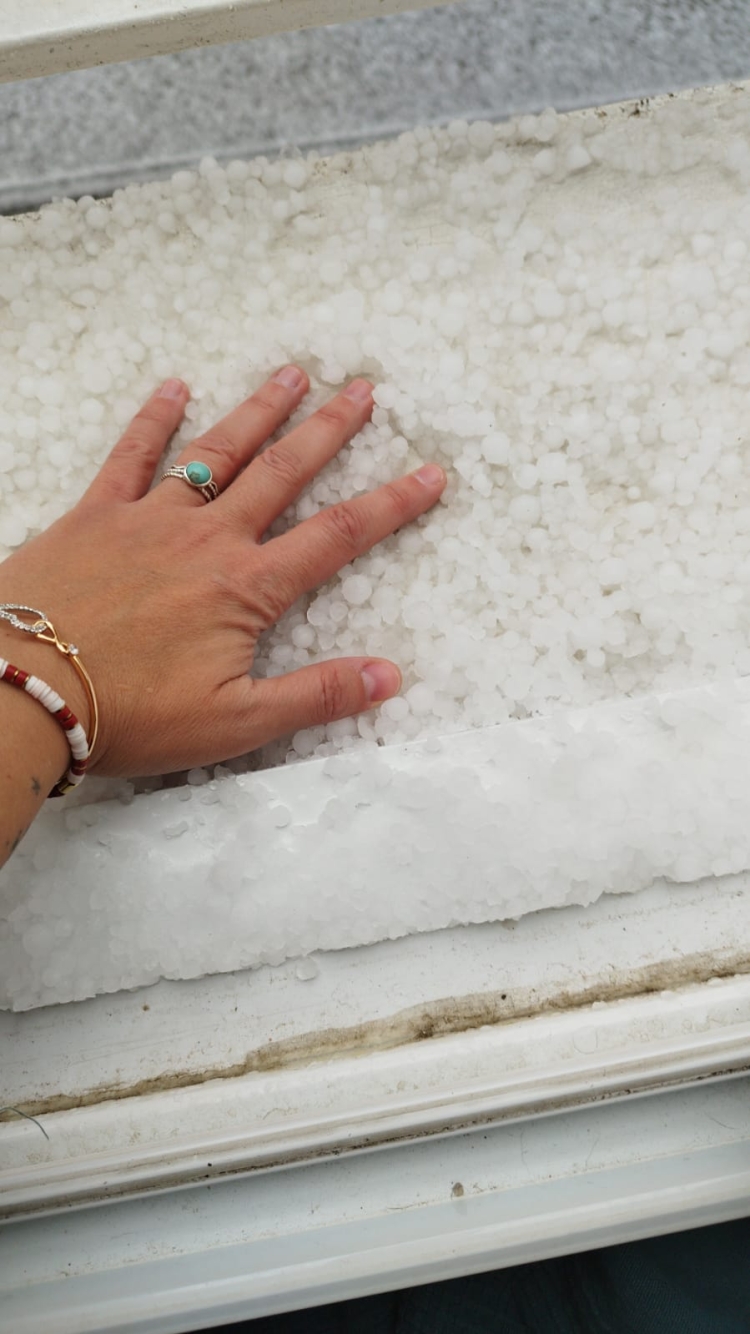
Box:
[259, 463, 446, 612]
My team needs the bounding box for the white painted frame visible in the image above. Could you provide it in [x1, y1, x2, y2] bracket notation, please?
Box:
[0, 0, 457, 83]
[5, 822, 750, 1221]
[3, 1077, 750, 1333]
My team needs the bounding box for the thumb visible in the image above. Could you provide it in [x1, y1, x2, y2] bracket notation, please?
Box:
[222, 658, 402, 754]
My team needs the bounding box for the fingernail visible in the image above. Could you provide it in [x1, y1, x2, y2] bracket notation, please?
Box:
[343, 378, 373, 404]
[414, 463, 446, 488]
[361, 661, 402, 703]
[273, 365, 305, 390]
[158, 378, 187, 400]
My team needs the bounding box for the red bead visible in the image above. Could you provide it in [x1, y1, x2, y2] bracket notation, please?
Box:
[3, 663, 29, 687]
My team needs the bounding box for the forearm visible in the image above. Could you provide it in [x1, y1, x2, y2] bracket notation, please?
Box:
[0, 626, 88, 867]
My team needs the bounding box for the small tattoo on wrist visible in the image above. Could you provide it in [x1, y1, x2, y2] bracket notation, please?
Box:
[31, 776, 41, 796]
[9, 825, 29, 854]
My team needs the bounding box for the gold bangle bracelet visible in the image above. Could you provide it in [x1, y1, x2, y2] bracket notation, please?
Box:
[36, 624, 99, 764]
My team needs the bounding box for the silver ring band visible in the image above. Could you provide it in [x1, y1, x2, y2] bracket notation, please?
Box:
[160, 462, 219, 503]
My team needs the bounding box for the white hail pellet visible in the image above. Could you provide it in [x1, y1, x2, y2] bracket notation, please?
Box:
[341, 575, 374, 606]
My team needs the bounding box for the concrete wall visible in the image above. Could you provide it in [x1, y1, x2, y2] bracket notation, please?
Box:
[1, 0, 750, 211]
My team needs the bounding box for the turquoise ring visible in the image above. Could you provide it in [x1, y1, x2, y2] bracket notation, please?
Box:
[160, 461, 219, 502]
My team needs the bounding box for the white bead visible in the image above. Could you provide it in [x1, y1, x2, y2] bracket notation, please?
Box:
[69, 724, 89, 760]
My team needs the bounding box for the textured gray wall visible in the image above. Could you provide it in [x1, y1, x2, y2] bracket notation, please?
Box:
[2, 0, 750, 211]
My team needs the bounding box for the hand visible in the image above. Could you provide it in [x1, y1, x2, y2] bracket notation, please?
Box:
[0, 368, 446, 777]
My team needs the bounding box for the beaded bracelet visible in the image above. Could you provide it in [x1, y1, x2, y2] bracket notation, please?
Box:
[0, 658, 90, 796]
[0, 603, 99, 798]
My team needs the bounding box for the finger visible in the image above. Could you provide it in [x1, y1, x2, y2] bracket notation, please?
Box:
[217, 657, 402, 754]
[222, 378, 374, 535]
[256, 464, 447, 614]
[156, 365, 309, 508]
[83, 379, 189, 504]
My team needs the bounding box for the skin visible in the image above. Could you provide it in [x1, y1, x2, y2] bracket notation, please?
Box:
[0, 366, 446, 868]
